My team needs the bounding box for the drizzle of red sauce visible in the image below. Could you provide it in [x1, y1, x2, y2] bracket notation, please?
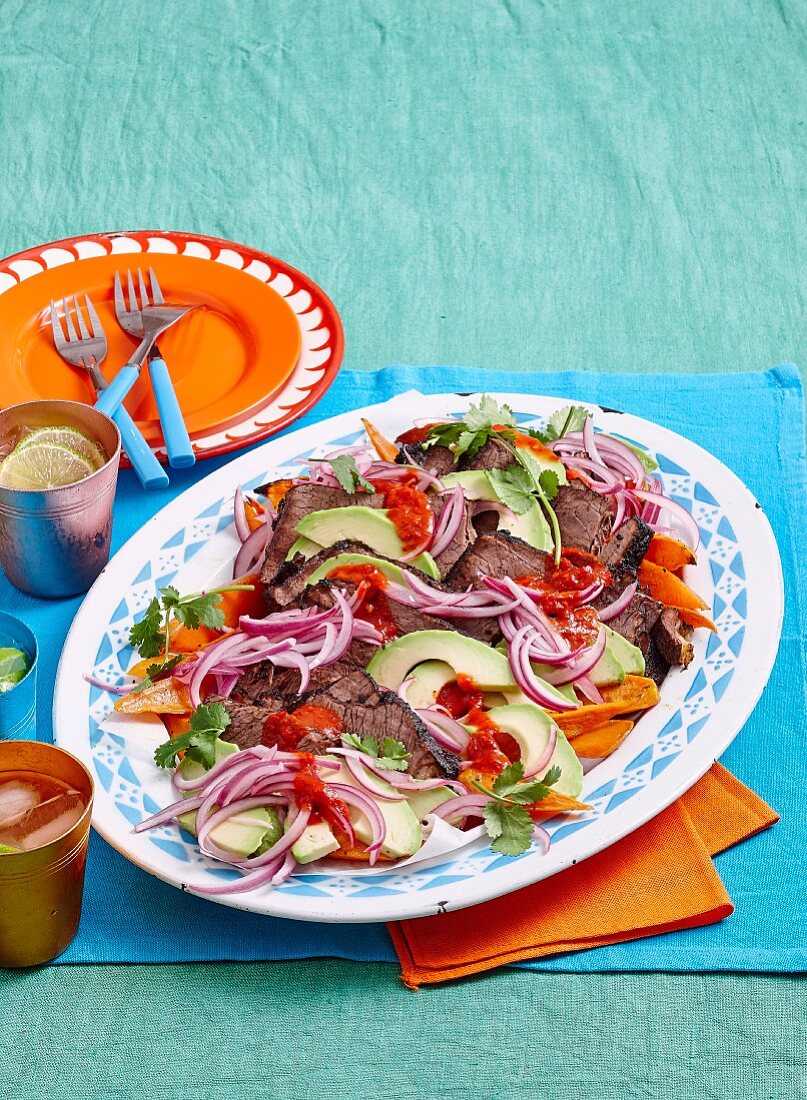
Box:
[466, 706, 520, 764]
[508, 429, 559, 463]
[260, 705, 344, 753]
[395, 423, 441, 445]
[436, 675, 485, 719]
[516, 548, 611, 647]
[370, 481, 434, 555]
[328, 564, 398, 643]
[293, 757, 351, 836]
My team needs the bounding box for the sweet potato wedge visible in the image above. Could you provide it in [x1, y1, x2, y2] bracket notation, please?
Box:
[244, 498, 266, 532]
[361, 417, 399, 462]
[554, 676, 659, 737]
[115, 677, 191, 714]
[162, 714, 192, 739]
[638, 559, 709, 611]
[678, 608, 718, 633]
[645, 533, 697, 571]
[169, 575, 264, 652]
[570, 720, 635, 759]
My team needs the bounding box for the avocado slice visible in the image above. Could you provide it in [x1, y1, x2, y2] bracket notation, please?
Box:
[293, 507, 440, 579]
[285, 535, 324, 561]
[367, 630, 517, 691]
[176, 741, 282, 858]
[291, 820, 340, 864]
[323, 759, 423, 859]
[443, 471, 553, 551]
[406, 786, 457, 822]
[479, 704, 583, 797]
[304, 551, 408, 589]
[405, 659, 456, 708]
[602, 625, 645, 676]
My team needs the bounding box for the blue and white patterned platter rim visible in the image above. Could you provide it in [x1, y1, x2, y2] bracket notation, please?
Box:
[53, 391, 783, 923]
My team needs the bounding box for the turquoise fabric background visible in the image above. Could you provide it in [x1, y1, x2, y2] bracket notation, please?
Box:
[1, 1, 805, 1097]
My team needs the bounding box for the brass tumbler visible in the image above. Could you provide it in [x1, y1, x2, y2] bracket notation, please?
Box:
[0, 740, 93, 968]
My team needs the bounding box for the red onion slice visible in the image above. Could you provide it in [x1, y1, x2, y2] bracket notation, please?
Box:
[633, 488, 700, 550]
[84, 673, 130, 696]
[509, 626, 579, 711]
[134, 794, 206, 832]
[344, 755, 407, 802]
[415, 708, 471, 753]
[430, 794, 490, 825]
[429, 485, 465, 559]
[233, 521, 270, 579]
[598, 580, 638, 622]
[326, 782, 388, 864]
[233, 486, 250, 543]
[543, 626, 606, 687]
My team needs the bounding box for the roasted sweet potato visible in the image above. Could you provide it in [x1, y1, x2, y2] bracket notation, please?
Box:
[638, 559, 709, 612]
[169, 574, 264, 652]
[678, 608, 718, 633]
[115, 677, 191, 714]
[644, 534, 697, 571]
[361, 417, 399, 462]
[569, 720, 635, 759]
[554, 676, 660, 737]
[162, 714, 192, 739]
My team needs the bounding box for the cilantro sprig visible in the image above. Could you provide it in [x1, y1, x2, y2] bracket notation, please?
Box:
[327, 454, 375, 494]
[154, 702, 232, 770]
[129, 582, 254, 668]
[472, 761, 562, 856]
[342, 733, 411, 771]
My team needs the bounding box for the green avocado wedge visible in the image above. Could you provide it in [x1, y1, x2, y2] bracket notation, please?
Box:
[475, 704, 583, 797]
[294, 507, 440, 578]
[442, 471, 553, 551]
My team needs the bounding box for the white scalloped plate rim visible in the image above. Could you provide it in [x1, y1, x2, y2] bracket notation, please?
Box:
[53, 390, 783, 923]
[0, 229, 344, 462]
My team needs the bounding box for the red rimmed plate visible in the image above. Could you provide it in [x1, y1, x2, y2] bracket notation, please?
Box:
[0, 230, 344, 463]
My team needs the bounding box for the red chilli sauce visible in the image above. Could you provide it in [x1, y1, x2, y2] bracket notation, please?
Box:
[327, 563, 398, 643]
[516, 548, 612, 648]
[371, 480, 434, 556]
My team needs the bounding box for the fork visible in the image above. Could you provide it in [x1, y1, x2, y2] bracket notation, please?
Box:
[49, 295, 169, 489]
[114, 269, 195, 468]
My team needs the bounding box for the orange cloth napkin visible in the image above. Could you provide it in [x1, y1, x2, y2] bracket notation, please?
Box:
[388, 764, 778, 987]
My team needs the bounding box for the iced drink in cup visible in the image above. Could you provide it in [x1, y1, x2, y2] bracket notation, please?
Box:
[0, 399, 121, 597]
[0, 740, 93, 967]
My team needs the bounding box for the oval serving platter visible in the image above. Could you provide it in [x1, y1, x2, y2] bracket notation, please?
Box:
[53, 391, 783, 922]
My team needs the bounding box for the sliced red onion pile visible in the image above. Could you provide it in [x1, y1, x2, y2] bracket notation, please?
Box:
[172, 588, 383, 705]
[549, 422, 700, 550]
[232, 485, 275, 578]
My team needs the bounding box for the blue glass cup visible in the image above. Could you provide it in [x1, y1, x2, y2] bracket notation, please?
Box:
[0, 611, 37, 740]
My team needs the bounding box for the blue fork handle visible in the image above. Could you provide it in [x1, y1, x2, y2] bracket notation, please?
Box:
[94, 364, 140, 418]
[148, 357, 195, 469]
[112, 405, 169, 490]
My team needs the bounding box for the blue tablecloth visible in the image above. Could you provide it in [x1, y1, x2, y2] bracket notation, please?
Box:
[2, 364, 804, 971]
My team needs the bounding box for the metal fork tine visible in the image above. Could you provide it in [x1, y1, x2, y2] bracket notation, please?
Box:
[113, 272, 125, 319]
[84, 295, 103, 340]
[50, 299, 66, 350]
[73, 295, 90, 340]
[127, 269, 138, 312]
[148, 267, 164, 305]
[137, 268, 150, 308]
[63, 298, 78, 342]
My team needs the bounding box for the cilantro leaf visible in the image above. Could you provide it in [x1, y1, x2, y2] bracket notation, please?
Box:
[328, 454, 375, 494]
[128, 597, 165, 659]
[342, 732, 410, 771]
[483, 801, 534, 856]
[492, 760, 526, 794]
[154, 702, 231, 770]
[173, 593, 226, 632]
[544, 405, 589, 442]
[619, 439, 658, 473]
[488, 465, 536, 514]
[422, 420, 465, 451]
[464, 395, 516, 432]
[538, 468, 560, 501]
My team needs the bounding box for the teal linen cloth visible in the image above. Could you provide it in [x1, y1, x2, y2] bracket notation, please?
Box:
[2, 365, 803, 971]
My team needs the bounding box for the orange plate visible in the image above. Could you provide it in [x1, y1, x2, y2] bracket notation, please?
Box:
[0, 231, 344, 462]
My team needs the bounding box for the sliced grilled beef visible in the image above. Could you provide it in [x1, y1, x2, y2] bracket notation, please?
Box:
[600, 517, 653, 577]
[471, 509, 501, 536]
[260, 484, 386, 587]
[301, 669, 460, 779]
[446, 531, 551, 589]
[643, 639, 670, 686]
[430, 493, 476, 575]
[397, 442, 457, 478]
[606, 590, 663, 655]
[302, 578, 453, 644]
[219, 696, 287, 750]
[652, 608, 695, 668]
[458, 436, 513, 472]
[552, 482, 615, 555]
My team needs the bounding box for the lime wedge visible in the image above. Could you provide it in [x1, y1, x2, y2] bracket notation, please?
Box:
[14, 426, 106, 471]
[0, 647, 28, 693]
[0, 843, 19, 855]
[0, 443, 96, 490]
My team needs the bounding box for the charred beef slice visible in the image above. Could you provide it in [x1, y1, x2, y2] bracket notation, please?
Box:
[301, 669, 460, 779]
[219, 696, 288, 750]
[397, 442, 457, 478]
[457, 436, 514, 472]
[552, 482, 615, 555]
[260, 485, 386, 587]
[446, 531, 551, 589]
[599, 584, 663, 656]
[599, 517, 654, 577]
[652, 607, 694, 668]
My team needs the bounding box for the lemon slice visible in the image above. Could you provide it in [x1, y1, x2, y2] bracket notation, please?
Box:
[0, 844, 19, 855]
[0, 443, 96, 490]
[14, 426, 106, 471]
[0, 647, 28, 693]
